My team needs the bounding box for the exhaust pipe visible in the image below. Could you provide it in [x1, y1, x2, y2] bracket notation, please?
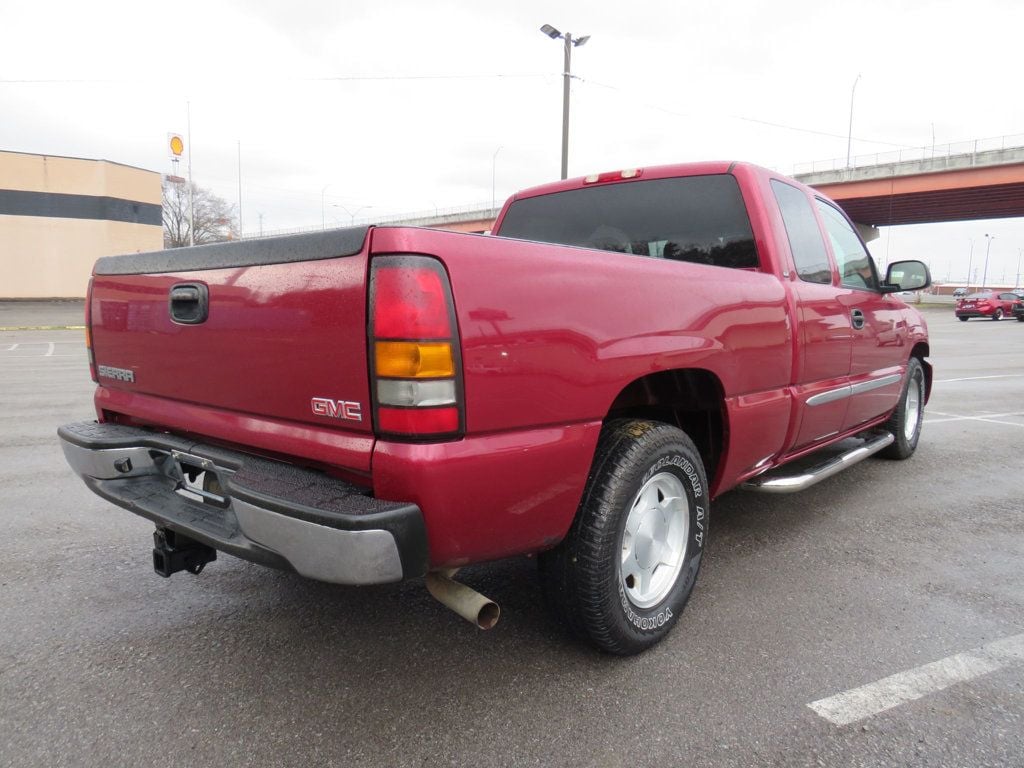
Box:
[425, 568, 500, 630]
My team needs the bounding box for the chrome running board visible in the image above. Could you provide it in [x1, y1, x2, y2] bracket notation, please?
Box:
[740, 432, 895, 494]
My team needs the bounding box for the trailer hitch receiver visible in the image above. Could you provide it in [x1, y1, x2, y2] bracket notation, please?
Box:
[152, 528, 216, 577]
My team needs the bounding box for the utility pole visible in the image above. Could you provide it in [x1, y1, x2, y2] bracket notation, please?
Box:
[258, 212, 263, 237]
[187, 101, 194, 246]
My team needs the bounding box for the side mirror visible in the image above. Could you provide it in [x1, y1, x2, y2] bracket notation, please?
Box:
[881, 260, 931, 294]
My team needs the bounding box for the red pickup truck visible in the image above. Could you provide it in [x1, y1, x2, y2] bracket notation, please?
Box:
[60, 161, 932, 654]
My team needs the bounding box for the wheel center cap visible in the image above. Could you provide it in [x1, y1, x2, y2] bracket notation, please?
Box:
[633, 510, 665, 569]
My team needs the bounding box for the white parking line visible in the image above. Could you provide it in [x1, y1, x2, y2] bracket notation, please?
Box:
[925, 410, 1024, 428]
[44, 342, 54, 357]
[936, 374, 1024, 383]
[4, 344, 18, 351]
[809, 632, 1024, 726]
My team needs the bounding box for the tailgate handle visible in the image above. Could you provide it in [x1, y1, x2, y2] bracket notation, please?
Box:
[169, 283, 209, 324]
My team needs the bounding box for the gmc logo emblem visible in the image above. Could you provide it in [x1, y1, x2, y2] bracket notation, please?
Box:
[311, 397, 363, 422]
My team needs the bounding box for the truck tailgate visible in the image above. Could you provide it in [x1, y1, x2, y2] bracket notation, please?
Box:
[89, 228, 374, 450]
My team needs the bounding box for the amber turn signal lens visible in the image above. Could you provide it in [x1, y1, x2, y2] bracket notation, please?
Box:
[375, 341, 455, 379]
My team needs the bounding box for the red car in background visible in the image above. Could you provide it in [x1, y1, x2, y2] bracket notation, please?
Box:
[955, 291, 1022, 321]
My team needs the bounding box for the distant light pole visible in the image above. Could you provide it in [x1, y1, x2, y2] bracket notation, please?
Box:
[492, 145, 503, 213]
[966, 238, 974, 290]
[845, 74, 861, 169]
[540, 24, 590, 180]
[321, 185, 330, 230]
[333, 203, 372, 225]
[1016, 249, 1022, 289]
[982, 233, 995, 289]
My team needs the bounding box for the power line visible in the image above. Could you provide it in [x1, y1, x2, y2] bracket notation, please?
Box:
[575, 76, 919, 150]
[0, 73, 549, 85]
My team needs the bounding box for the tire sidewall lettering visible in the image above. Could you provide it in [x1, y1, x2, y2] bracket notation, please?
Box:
[619, 448, 707, 633]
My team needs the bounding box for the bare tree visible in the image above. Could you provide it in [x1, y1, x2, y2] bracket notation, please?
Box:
[162, 179, 239, 248]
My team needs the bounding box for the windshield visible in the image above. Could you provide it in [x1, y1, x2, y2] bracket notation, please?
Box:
[497, 174, 760, 270]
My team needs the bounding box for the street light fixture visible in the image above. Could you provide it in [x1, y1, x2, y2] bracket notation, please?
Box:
[539, 23, 590, 180]
[982, 233, 995, 289]
[332, 203, 372, 226]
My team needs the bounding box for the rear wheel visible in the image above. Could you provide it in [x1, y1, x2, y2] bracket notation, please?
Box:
[958, 316, 969, 322]
[539, 420, 707, 655]
[992, 308, 1004, 321]
[879, 357, 925, 460]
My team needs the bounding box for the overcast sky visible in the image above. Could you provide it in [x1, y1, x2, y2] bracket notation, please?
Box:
[2, 0, 1023, 284]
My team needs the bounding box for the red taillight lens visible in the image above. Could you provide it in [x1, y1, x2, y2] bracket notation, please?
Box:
[370, 255, 463, 440]
[377, 406, 460, 435]
[85, 277, 97, 382]
[372, 265, 452, 338]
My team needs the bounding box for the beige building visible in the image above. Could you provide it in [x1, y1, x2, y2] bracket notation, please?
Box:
[0, 150, 162, 298]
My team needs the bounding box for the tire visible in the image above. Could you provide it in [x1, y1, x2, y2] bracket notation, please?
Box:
[958, 316, 969, 322]
[879, 357, 925, 460]
[992, 309, 1003, 321]
[538, 420, 708, 655]
[1017, 315, 1024, 322]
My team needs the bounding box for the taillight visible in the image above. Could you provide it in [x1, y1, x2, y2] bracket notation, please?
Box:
[369, 256, 463, 440]
[85, 277, 97, 382]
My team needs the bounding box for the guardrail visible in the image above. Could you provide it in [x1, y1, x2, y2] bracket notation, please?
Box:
[793, 133, 1024, 175]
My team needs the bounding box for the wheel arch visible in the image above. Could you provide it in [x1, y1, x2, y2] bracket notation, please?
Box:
[604, 368, 726, 488]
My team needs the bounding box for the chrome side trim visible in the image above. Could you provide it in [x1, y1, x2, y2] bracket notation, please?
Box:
[806, 385, 852, 407]
[850, 373, 902, 396]
[806, 372, 903, 407]
[740, 432, 895, 494]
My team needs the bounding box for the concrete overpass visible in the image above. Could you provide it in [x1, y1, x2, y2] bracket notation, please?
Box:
[793, 138, 1024, 229]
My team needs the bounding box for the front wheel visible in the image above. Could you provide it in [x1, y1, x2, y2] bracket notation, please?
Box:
[992, 308, 1004, 321]
[879, 357, 925, 460]
[539, 420, 707, 655]
[958, 316, 969, 322]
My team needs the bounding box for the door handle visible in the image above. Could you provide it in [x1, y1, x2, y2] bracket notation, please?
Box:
[850, 308, 865, 330]
[169, 282, 209, 324]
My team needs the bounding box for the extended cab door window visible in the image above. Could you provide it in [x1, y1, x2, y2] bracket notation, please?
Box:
[814, 200, 880, 291]
[770, 180, 832, 284]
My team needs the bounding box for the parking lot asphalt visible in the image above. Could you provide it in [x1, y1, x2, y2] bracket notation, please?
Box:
[1, 309, 1022, 768]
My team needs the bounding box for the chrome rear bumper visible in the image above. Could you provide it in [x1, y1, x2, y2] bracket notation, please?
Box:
[58, 421, 428, 585]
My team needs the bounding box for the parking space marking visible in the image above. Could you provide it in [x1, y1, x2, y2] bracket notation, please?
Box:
[936, 374, 1024, 383]
[44, 342, 54, 357]
[924, 410, 1024, 428]
[4, 344, 18, 351]
[809, 632, 1024, 726]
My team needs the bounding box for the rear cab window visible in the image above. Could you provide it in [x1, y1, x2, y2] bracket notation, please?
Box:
[497, 174, 760, 270]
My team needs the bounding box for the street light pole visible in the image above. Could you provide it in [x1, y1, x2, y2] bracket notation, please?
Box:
[966, 238, 974, 291]
[982, 233, 995, 290]
[492, 146, 503, 213]
[541, 24, 589, 180]
[846, 74, 861, 169]
[321, 185, 329, 230]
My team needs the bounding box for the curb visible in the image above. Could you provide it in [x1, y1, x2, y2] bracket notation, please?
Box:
[0, 325, 85, 331]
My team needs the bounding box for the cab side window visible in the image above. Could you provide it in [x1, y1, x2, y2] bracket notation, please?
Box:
[814, 200, 879, 291]
[770, 180, 832, 284]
